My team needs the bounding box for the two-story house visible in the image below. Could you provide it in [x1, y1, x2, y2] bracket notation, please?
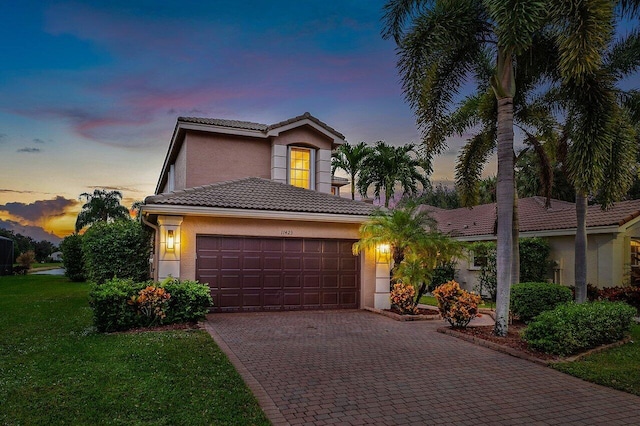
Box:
[142, 113, 388, 313]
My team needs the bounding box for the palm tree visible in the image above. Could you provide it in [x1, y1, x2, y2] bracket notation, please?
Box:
[331, 142, 372, 200]
[352, 203, 436, 266]
[383, 0, 616, 335]
[353, 202, 464, 306]
[75, 189, 130, 232]
[357, 141, 429, 208]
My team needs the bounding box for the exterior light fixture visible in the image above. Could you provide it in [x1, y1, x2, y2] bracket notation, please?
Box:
[376, 243, 391, 263]
[167, 230, 175, 251]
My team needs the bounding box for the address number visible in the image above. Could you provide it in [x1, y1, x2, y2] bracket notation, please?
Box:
[281, 230, 293, 235]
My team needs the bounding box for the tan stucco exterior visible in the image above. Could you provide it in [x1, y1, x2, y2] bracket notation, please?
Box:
[153, 213, 378, 309]
[455, 220, 640, 292]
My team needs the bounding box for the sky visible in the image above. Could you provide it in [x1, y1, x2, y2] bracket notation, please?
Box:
[0, 1, 489, 244]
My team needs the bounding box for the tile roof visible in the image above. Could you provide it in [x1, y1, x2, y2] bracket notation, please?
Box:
[422, 196, 640, 237]
[178, 112, 345, 140]
[145, 177, 376, 216]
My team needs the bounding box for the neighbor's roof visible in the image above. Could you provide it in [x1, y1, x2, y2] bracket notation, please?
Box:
[145, 177, 376, 216]
[422, 196, 640, 238]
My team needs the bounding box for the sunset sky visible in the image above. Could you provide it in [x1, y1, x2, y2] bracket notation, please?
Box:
[2, 0, 563, 244]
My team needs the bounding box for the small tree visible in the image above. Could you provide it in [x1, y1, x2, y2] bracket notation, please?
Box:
[471, 242, 497, 305]
[82, 220, 151, 284]
[60, 233, 86, 282]
[15, 250, 36, 274]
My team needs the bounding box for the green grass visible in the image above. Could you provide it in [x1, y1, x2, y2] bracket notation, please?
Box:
[420, 294, 494, 309]
[0, 275, 270, 425]
[552, 324, 640, 396]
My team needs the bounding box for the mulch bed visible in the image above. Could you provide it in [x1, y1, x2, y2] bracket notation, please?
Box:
[117, 322, 201, 334]
[386, 307, 440, 316]
[450, 321, 560, 362]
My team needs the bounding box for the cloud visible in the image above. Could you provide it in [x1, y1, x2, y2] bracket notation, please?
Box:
[16, 147, 42, 153]
[32, 138, 46, 144]
[0, 133, 7, 143]
[0, 219, 61, 244]
[0, 196, 78, 223]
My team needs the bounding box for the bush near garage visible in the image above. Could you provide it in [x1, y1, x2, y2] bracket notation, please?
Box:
[82, 220, 151, 284]
[510, 282, 573, 323]
[390, 282, 418, 314]
[89, 278, 212, 332]
[522, 301, 636, 356]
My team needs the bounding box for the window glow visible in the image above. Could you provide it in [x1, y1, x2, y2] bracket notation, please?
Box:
[289, 147, 312, 189]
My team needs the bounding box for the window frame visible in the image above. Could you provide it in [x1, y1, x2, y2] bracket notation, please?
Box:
[287, 146, 315, 190]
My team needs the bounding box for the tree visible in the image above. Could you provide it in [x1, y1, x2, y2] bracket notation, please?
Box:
[383, 0, 616, 335]
[357, 141, 429, 207]
[352, 202, 465, 307]
[352, 203, 436, 267]
[75, 189, 130, 232]
[416, 184, 460, 209]
[331, 142, 372, 200]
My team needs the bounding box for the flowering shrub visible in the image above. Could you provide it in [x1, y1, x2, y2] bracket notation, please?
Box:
[390, 282, 418, 314]
[432, 280, 481, 328]
[598, 286, 640, 314]
[131, 286, 171, 326]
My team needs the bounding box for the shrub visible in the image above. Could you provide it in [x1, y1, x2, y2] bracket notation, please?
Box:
[162, 278, 213, 323]
[390, 282, 417, 314]
[519, 238, 551, 282]
[60, 233, 86, 282]
[89, 278, 212, 332]
[510, 282, 573, 322]
[130, 286, 171, 327]
[430, 261, 456, 291]
[16, 250, 35, 270]
[522, 301, 636, 356]
[598, 286, 640, 314]
[82, 220, 151, 284]
[432, 280, 481, 328]
[89, 278, 146, 332]
[471, 242, 497, 302]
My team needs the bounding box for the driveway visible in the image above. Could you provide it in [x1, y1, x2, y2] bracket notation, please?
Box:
[204, 310, 640, 425]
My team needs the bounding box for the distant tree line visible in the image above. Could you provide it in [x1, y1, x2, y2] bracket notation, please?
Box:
[0, 229, 57, 263]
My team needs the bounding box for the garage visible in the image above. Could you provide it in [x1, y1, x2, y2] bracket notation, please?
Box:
[196, 235, 360, 312]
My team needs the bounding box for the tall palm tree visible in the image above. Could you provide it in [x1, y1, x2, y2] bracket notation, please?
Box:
[331, 142, 372, 200]
[75, 189, 130, 232]
[383, 0, 615, 335]
[357, 141, 429, 207]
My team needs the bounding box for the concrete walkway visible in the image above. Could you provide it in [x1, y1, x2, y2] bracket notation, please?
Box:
[205, 310, 640, 425]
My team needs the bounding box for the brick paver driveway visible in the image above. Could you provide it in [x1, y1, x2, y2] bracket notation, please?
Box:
[204, 310, 640, 425]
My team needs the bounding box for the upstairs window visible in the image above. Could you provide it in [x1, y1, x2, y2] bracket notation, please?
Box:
[289, 147, 315, 189]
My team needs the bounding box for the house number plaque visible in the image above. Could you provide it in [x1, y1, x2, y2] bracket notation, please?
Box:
[281, 230, 293, 235]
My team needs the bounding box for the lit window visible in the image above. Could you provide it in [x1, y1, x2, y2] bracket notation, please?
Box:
[289, 147, 314, 189]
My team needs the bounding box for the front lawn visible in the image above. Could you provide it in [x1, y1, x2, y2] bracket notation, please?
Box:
[553, 324, 640, 396]
[0, 275, 269, 425]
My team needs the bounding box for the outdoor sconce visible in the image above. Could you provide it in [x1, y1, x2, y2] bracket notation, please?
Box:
[376, 243, 391, 263]
[167, 230, 175, 251]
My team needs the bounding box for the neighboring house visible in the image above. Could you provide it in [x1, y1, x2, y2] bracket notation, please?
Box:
[49, 251, 63, 262]
[423, 196, 640, 291]
[142, 113, 390, 313]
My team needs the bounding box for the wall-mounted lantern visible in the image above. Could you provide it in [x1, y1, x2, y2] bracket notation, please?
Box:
[167, 229, 175, 251]
[376, 243, 391, 263]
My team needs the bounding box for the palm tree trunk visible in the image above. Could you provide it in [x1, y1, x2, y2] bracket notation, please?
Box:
[494, 96, 515, 337]
[512, 184, 520, 285]
[350, 173, 356, 200]
[575, 192, 588, 303]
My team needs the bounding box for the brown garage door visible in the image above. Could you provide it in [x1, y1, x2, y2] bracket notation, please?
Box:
[196, 235, 360, 312]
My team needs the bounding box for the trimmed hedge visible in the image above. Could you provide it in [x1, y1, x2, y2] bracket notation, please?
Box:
[522, 301, 636, 356]
[82, 220, 151, 284]
[60, 233, 86, 282]
[511, 282, 573, 322]
[89, 278, 212, 332]
[598, 286, 640, 314]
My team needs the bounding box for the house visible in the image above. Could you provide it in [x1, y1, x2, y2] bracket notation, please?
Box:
[49, 251, 63, 262]
[423, 196, 640, 291]
[141, 113, 391, 312]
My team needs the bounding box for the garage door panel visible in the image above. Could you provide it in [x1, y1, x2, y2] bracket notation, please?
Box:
[243, 256, 262, 270]
[197, 235, 359, 312]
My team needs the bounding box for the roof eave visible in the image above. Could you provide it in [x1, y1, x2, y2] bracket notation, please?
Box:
[141, 203, 371, 223]
[266, 118, 345, 146]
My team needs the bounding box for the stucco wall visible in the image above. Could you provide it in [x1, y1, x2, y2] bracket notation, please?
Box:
[175, 215, 376, 308]
[183, 131, 271, 188]
[173, 143, 187, 191]
[272, 126, 333, 150]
